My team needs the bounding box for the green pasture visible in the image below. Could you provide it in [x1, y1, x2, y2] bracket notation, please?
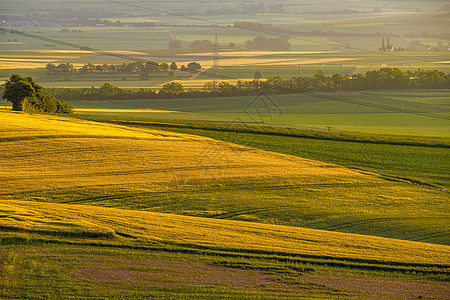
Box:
[215, 66, 356, 79]
[0, 27, 173, 51]
[68, 90, 450, 137]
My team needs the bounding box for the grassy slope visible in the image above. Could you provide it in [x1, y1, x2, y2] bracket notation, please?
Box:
[0, 111, 448, 246]
[1, 243, 447, 300]
[125, 120, 449, 187]
[67, 90, 450, 137]
[1, 198, 449, 299]
[1, 200, 449, 267]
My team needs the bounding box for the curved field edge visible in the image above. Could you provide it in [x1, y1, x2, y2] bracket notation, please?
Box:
[1, 111, 448, 245]
[0, 110, 200, 142]
[85, 115, 449, 188]
[1, 200, 449, 272]
[6, 177, 448, 245]
[2, 245, 447, 300]
[89, 117, 450, 148]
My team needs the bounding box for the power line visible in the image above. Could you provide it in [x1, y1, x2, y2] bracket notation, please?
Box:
[1, 27, 449, 121]
[104, 0, 438, 64]
[304, 93, 450, 121]
[0, 28, 152, 64]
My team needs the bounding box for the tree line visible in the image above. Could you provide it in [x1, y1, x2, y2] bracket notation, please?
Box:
[244, 36, 291, 51]
[44, 68, 449, 101]
[46, 61, 202, 75]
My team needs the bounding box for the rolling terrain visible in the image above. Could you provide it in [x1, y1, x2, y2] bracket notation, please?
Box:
[0, 1, 449, 298]
[0, 110, 448, 245]
[0, 109, 449, 298]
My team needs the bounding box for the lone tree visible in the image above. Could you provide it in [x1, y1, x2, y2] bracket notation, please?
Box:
[170, 62, 178, 70]
[159, 62, 169, 71]
[3, 74, 36, 111]
[187, 62, 201, 72]
[2, 74, 72, 113]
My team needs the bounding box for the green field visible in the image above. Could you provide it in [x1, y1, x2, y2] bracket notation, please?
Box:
[1, 0, 449, 87]
[1, 1, 449, 298]
[67, 90, 450, 137]
[1, 47, 448, 87]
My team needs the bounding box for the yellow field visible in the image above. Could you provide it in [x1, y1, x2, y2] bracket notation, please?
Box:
[0, 111, 365, 193]
[2, 199, 449, 266]
[0, 62, 84, 70]
[168, 79, 249, 87]
[0, 58, 59, 62]
[0, 61, 49, 69]
[32, 49, 147, 55]
[75, 108, 176, 113]
[179, 51, 342, 57]
[179, 57, 355, 68]
[0, 49, 145, 70]
[0, 55, 80, 59]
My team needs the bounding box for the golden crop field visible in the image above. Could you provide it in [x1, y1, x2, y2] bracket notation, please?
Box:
[0, 61, 50, 69]
[179, 51, 342, 57]
[1, 1, 449, 297]
[178, 57, 355, 68]
[2, 199, 449, 267]
[74, 108, 176, 113]
[167, 79, 248, 87]
[0, 111, 365, 194]
[0, 111, 448, 299]
[1, 110, 448, 243]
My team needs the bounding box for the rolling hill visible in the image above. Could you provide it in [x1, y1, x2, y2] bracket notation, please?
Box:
[0, 110, 448, 245]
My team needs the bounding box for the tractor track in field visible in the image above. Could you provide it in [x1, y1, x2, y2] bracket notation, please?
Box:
[321, 216, 445, 231]
[5, 146, 115, 159]
[413, 232, 450, 244]
[210, 204, 308, 220]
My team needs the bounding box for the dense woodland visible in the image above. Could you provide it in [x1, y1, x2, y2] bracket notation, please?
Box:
[46, 68, 449, 101]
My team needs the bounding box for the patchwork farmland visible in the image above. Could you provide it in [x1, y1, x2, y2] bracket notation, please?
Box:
[0, 0, 449, 299]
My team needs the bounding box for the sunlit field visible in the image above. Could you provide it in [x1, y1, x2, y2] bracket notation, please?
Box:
[1, 111, 448, 246]
[68, 90, 450, 137]
[1, 0, 449, 298]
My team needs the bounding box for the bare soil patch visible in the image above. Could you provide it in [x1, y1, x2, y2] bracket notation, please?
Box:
[70, 253, 334, 296]
[302, 272, 449, 299]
